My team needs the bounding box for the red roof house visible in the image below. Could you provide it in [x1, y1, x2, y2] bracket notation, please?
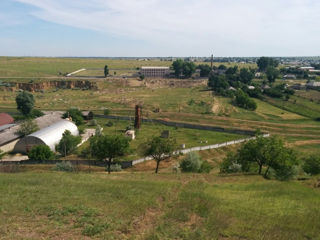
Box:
[0, 113, 14, 126]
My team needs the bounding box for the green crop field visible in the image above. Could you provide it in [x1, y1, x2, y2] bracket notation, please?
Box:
[0, 171, 319, 239]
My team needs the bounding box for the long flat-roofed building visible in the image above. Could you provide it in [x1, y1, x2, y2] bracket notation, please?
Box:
[140, 67, 170, 78]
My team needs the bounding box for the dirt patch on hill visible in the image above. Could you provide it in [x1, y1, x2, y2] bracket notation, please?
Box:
[4, 80, 97, 92]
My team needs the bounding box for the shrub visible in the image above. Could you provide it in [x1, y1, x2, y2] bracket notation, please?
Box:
[89, 119, 97, 126]
[234, 90, 257, 110]
[17, 119, 39, 136]
[103, 109, 110, 116]
[180, 152, 202, 173]
[53, 161, 74, 172]
[303, 155, 320, 175]
[199, 160, 213, 173]
[28, 145, 55, 161]
[266, 166, 299, 181]
[109, 164, 122, 172]
[106, 121, 113, 127]
[30, 109, 44, 118]
[220, 153, 242, 173]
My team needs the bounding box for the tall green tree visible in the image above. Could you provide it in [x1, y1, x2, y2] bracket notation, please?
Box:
[266, 67, 280, 83]
[144, 136, 176, 173]
[197, 64, 212, 77]
[56, 130, 81, 157]
[104, 65, 109, 77]
[239, 68, 254, 84]
[16, 91, 34, 116]
[182, 62, 196, 78]
[90, 135, 130, 174]
[172, 59, 184, 78]
[257, 57, 279, 72]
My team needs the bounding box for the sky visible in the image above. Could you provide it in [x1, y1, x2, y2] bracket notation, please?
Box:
[0, 0, 319, 57]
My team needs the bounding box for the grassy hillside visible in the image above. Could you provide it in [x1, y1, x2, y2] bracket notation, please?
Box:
[0, 171, 319, 239]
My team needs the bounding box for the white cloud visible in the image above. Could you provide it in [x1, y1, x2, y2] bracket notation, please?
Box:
[13, 0, 320, 56]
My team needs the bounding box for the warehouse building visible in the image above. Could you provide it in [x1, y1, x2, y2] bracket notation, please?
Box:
[0, 113, 14, 126]
[140, 67, 170, 78]
[14, 120, 79, 154]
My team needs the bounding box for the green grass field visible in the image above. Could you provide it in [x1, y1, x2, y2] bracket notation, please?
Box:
[74, 119, 246, 161]
[0, 171, 319, 239]
[0, 57, 256, 78]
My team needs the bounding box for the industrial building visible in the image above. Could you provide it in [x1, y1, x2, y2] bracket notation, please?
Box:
[0, 111, 63, 153]
[140, 67, 170, 78]
[0, 113, 14, 126]
[14, 120, 78, 154]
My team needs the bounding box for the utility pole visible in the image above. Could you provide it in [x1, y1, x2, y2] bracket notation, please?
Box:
[211, 54, 214, 71]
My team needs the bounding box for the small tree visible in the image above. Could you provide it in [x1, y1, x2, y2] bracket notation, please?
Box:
[144, 136, 176, 173]
[17, 119, 39, 136]
[257, 57, 279, 72]
[16, 91, 35, 116]
[89, 135, 130, 174]
[28, 145, 55, 161]
[56, 130, 81, 157]
[104, 65, 109, 77]
[63, 108, 84, 126]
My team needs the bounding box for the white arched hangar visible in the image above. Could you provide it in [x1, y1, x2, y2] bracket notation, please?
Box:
[14, 120, 79, 154]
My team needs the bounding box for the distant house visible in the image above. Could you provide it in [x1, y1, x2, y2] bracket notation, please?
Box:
[283, 74, 296, 79]
[14, 120, 79, 154]
[140, 67, 170, 78]
[255, 72, 262, 78]
[300, 66, 315, 71]
[306, 81, 320, 88]
[0, 113, 14, 127]
[248, 86, 255, 90]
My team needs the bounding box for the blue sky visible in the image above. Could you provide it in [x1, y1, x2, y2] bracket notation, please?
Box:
[0, 0, 320, 57]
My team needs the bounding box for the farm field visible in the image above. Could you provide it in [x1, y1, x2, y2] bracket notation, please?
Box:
[0, 171, 319, 240]
[0, 57, 256, 78]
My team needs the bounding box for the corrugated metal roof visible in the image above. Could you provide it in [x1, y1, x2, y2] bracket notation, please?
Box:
[0, 124, 16, 132]
[29, 120, 79, 151]
[0, 111, 63, 147]
[0, 113, 14, 126]
[14, 120, 79, 153]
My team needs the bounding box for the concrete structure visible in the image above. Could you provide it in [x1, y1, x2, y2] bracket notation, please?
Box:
[0, 113, 14, 126]
[14, 120, 78, 154]
[140, 67, 170, 78]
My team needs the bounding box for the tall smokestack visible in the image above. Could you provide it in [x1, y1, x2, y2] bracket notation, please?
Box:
[134, 105, 142, 129]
